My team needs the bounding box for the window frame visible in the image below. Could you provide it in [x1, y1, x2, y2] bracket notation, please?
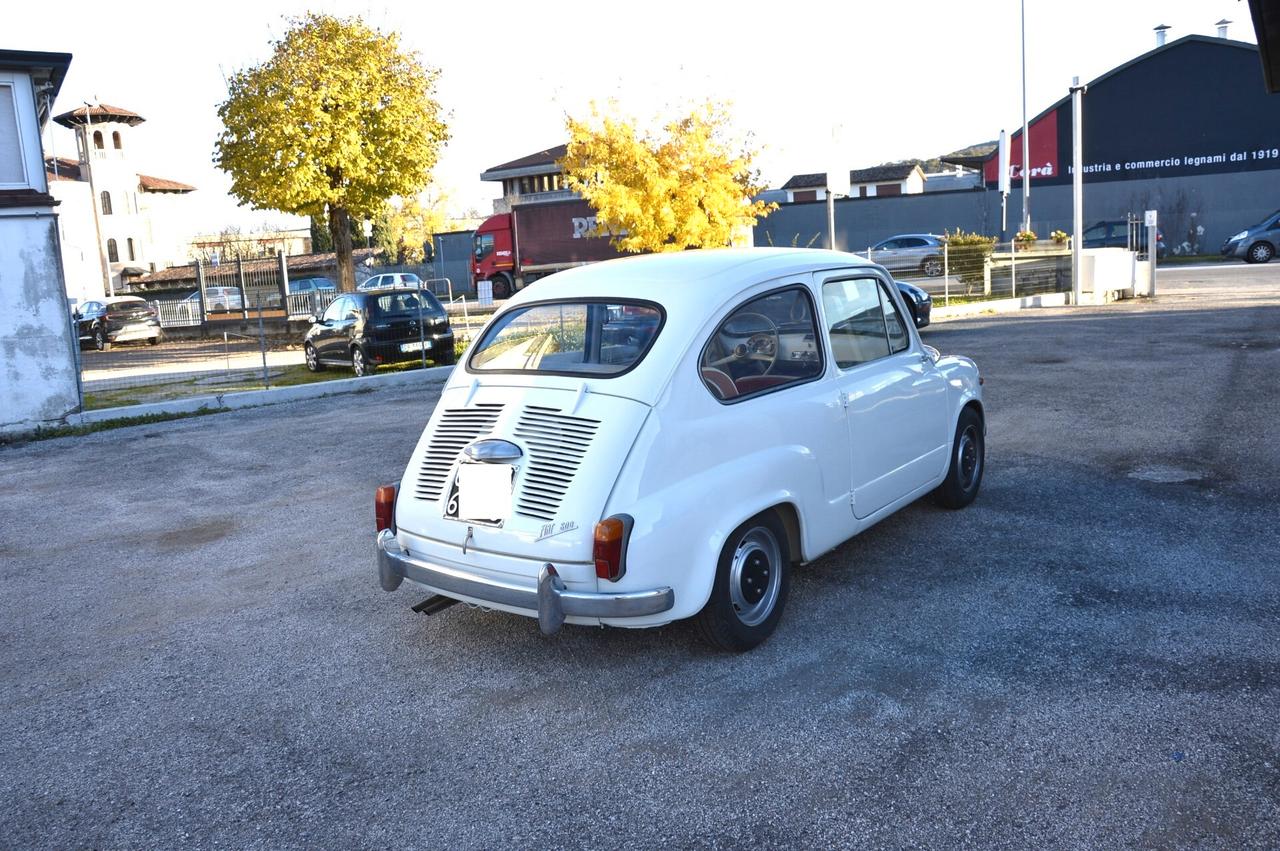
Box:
[464, 296, 666, 379]
[820, 272, 916, 372]
[106, 238, 119, 263]
[0, 77, 35, 189]
[876, 279, 911, 355]
[697, 283, 825, 406]
[100, 190, 112, 215]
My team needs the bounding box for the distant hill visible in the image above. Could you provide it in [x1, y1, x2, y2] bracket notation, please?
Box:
[878, 141, 998, 173]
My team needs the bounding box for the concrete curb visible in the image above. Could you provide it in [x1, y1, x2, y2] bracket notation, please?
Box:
[74, 365, 454, 426]
[931, 292, 1072, 321]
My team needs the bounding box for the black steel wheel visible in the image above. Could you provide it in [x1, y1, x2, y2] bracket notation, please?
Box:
[696, 512, 791, 652]
[932, 406, 985, 509]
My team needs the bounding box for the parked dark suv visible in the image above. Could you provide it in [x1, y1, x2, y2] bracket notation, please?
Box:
[74, 296, 162, 350]
[304, 289, 455, 376]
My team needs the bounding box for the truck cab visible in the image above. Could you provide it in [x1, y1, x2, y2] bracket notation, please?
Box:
[473, 214, 516, 299]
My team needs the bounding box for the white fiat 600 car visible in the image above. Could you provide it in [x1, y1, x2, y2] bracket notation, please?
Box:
[376, 248, 984, 650]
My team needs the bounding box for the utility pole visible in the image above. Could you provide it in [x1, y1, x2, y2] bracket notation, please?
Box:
[1070, 76, 1086, 305]
[1020, 0, 1031, 232]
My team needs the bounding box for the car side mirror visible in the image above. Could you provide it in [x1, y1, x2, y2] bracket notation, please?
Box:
[308, 314, 319, 324]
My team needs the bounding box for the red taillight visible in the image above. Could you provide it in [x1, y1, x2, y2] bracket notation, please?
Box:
[375, 483, 398, 533]
[593, 515, 632, 581]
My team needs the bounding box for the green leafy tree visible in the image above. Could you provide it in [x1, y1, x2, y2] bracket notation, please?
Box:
[560, 101, 775, 253]
[215, 13, 449, 290]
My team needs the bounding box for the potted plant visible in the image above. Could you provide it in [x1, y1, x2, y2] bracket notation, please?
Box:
[1051, 229, 1070, 246]
[1015, 229, 1037, 247]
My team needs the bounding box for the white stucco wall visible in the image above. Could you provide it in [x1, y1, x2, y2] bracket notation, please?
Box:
[0, 209, 81, 434]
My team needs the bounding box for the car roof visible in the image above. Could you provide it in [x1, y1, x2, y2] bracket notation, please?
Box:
[505, 248, 874, 314]
[472, 249, 878, 406]
[880, 233, 940, 240]
[103, 295, 146, 303]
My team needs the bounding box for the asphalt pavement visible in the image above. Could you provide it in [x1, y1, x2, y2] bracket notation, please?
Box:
[2, 264, 1278, 848]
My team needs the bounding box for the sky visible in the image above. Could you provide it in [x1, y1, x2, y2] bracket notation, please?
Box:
[10, 0, 1256, 235]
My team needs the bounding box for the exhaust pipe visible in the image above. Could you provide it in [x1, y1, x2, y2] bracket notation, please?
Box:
[411, 594, 460, 616]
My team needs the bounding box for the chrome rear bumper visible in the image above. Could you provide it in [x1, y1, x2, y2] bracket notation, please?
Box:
[376, 529, 674, 634]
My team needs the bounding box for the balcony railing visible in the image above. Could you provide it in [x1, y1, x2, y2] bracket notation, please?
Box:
[492, 188, 579, 213]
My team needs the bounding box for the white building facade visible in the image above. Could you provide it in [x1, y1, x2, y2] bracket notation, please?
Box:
[0, 49, 80, 435]
[46, 103, 194, 302]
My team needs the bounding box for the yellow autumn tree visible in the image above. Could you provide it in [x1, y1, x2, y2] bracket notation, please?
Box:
[214, 13, 448, 290]
[559, 101, 775, 253]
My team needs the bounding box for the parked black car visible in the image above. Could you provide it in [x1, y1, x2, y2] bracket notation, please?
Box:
[304, 289, 455, 376]
[74, 296, 162, 350]
[895, 279, 932, 329]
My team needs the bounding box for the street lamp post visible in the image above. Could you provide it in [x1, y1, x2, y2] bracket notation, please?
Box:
[1020, 0, 1031, 233]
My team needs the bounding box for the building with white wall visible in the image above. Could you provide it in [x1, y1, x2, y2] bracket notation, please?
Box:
[45, 103, 194, 302]
[0, 48, 80, 435]
[780, 163, 927, 203]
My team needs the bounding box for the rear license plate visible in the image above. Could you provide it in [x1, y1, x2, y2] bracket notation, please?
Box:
[455, 464, 513, 522]
[400, 340, 431, 352]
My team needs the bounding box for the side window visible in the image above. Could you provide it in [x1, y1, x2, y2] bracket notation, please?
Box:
[344, 298, 363, 320]
[699, 286, 822, 402]
[321, 296, 346, 322]
[822, 277, 890, 368]
[899, 237, 927, 248]
[878, 282, 910, 353]
[876, 238, 900, 250]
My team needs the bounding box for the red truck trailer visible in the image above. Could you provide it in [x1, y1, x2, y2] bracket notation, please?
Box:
[471, 198, 628, 299]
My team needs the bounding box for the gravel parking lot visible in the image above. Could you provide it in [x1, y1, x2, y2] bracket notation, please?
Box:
[3, 265, 1278, 848]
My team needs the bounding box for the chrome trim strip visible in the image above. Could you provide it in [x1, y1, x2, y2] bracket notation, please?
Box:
[376, 529, 674, 634]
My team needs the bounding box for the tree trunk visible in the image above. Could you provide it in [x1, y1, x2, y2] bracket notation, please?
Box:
[328, 204, 355, 292]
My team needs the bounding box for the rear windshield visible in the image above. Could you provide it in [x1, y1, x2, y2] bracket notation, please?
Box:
[371, 291, 444, 316]
[107, 301, 149, 313]
[469, 301, 663, 376]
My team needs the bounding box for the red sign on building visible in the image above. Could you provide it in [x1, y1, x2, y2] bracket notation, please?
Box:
[985, 110, 1060, 186]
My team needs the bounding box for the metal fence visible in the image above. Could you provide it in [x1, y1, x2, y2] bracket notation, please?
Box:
[863, 239, 1073, 304]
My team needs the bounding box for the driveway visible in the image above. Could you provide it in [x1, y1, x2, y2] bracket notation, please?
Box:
[2, 266, 1278, 848]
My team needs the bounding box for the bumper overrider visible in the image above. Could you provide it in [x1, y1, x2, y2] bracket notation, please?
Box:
[376, 529, 675, 635]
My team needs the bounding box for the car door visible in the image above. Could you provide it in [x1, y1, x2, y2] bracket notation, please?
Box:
[315, 296, 348, 359]
[817, 271, 950, 519]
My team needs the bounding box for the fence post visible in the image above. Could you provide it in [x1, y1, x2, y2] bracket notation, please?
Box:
[237, 258, 249, 319]
[195, 260, 209, 327]
[257, 304, 269, 387]
[277, 249, 289, 315]
[983, 254, 992, 297]
[1011, 239, 1017, 299]
[943, 242, 950, 307]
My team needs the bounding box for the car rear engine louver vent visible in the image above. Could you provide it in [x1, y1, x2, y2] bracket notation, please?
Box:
[513, 405, 600, 522]
[415, 403, 504, 501]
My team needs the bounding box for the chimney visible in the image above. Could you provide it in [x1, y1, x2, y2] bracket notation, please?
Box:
[1216, 19, 1231, 39]
[1154, 24, 1170, 47]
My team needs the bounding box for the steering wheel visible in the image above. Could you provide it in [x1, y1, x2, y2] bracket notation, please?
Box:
[708, 311, 779, 375]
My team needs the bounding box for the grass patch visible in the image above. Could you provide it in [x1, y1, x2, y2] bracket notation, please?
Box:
[4, 407, 221, 445]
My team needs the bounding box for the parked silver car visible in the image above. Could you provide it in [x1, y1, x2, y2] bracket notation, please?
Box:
[1221, 209, 1279, 263]
[868, 234, 946, 277]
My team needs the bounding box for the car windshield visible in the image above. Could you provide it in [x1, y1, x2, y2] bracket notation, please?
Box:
[469, 301, 663, 376]
[371, 291, 444, 316]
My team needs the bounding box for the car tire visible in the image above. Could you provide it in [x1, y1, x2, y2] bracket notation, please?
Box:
[95, 327, 110, 352]
[351, 346, 370, 377]
[696, 512, 791, 652]
[490, 277, 511, 300]
[932, 406, 985, 509]
[922, 256, 943, 277]
[305, 343, 323, 372]
[148, 336, 159, 346]
[1246, 242, 1274, 264]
